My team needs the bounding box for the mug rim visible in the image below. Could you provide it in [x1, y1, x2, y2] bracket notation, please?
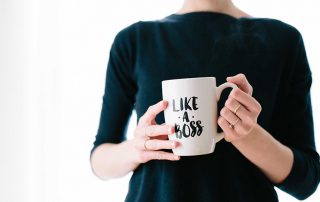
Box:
[162, 76, 216, 84]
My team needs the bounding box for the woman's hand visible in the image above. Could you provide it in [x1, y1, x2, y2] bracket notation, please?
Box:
[129, 100, 181, 165]
[217, 74, 294, 185]
[218, 73, 262, 143]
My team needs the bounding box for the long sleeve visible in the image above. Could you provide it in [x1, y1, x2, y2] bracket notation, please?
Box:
[270, 29, 320, 200]
[90, 25, 138, 158]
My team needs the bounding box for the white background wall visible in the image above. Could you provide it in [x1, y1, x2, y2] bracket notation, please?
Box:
[0, 0, 319, 201]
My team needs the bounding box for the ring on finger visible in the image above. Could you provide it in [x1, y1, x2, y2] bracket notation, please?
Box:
[228, 117, 240, 129]
[234, 104, 241, 115]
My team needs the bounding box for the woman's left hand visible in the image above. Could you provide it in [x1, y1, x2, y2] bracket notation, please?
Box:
[218, 73, 262, 143]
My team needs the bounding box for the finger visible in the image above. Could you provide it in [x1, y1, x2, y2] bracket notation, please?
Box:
[218, 114, 254, 138]
[139, 100, 168, 125]
[217, 116, 237, 142]
[220, 107, 241, 126]
[227, 73, 253, 95]
[224, 97, 252, 122]
[139, 151, 180, 163]
[156, 123, 169, 139]
[144, 139, 179, 150]
[135, 124, 175, 137]
[229, 88, 261, 113]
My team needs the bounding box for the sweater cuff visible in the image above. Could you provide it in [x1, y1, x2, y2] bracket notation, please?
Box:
[274, 147, 308, 200]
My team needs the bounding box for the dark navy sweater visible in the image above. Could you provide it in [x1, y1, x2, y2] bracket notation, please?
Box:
[90, 11, 320, 202]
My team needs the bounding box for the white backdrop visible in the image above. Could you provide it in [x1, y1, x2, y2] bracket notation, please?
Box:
[0, 0, 319, 201]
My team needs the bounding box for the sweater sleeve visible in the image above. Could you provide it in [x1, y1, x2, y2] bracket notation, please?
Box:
[90, 26, 138, 159]
[270, 29, 320, 200]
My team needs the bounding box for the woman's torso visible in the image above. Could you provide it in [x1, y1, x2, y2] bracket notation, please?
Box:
[125, 12, 295, 202]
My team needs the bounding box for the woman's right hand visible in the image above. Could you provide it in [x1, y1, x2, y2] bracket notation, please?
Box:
[129, 100, 181, 166]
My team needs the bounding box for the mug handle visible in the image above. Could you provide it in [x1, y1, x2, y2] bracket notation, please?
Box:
[214, 82, 238, 143]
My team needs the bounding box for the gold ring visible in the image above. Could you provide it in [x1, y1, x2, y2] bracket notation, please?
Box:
[229, 117, 240, 129]
[234, 104, 241, 115]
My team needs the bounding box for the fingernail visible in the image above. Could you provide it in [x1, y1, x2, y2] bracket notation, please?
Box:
[168, 126, 174, 134]
[174, 156, 180, 160]
[171, 141, 176, 148]
[163, 100, 168, 106]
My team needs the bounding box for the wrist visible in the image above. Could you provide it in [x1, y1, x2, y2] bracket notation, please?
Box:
[231, 123, 261, 147]
[123, 139, 141, 169]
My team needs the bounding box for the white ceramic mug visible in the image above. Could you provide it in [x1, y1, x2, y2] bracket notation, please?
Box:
[161, 77, 237, 156]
